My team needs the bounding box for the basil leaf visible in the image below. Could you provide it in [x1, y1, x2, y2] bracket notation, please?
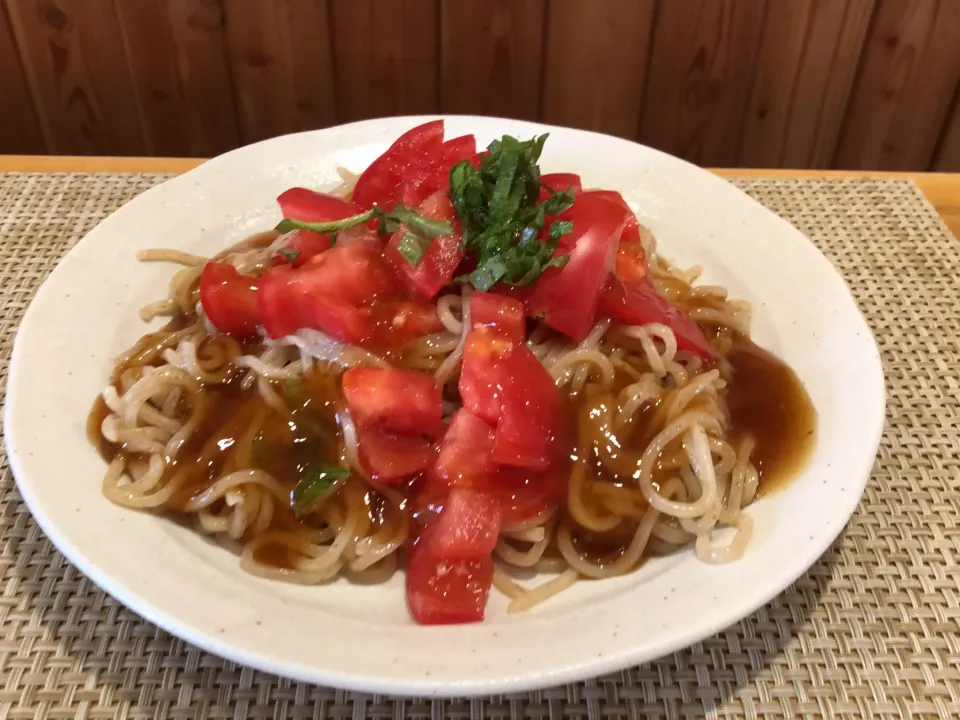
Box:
[277, 248, 300, 263]
[292, 466, 348, 516]
[276, 207, 378, 235]
[548, 220, 574, 242]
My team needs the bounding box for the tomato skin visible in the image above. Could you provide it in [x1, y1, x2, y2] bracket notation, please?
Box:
[599, 277, 716, 358]
[488, 466, 565, 526]
[301, 240, 396, 306]
[277, 187, 363, 223]
[404, 134, 477, 203]
[406, 537, 493, 625]
[492, 343, 566, 470]
[383, 191, 464, 300]
[366, 299, 444, 344]
[527, 193, 629, 341]
[425, 488, 501, 560]
[356, 427, 435, 484]
[198, 263, 260, 336]
[352, 120, 445, 210]
[273, 230, 331, 267]
[539, 172, 582, 202]
[342, 367, 443, 437]
[470, 291, 526, 342]
[432, 409, 497, 489]
[458, 329, 515, 426]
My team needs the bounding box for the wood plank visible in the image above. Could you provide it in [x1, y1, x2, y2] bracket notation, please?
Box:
[329, 0, 439, 122]
[932, 89, 960, 171]
[638, 0, 768, 166]
[541, 0, 655, 138]
[115, 0, 238, 157]
[5, 0, 147, 155]
[834, 0, 960, 170]
[739, 0, 874, 168]
[440, 0, 545, 121]
[223, 0, 336, 144]
[0, 4, 45, 153]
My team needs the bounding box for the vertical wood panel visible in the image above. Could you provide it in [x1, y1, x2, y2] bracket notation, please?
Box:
[116, 0, 238, 157]
[738, 0, 874, 168]
[5, 0, 147, 155]
[933, 90, 960, 171]
[834, 0, 960, 170]
[330, 0, 438, 123]
[638, 0, 768, 166]
[0, 4, 45, 153]
[223, 0, 336, 144]
[440, 0, 545, 121]
[541, 0, 655, 139]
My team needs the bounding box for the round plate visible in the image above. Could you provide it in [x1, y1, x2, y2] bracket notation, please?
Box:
[4, 116, 884, 696]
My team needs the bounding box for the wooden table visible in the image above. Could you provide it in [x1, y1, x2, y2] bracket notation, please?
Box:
[2, 156, 959, 240]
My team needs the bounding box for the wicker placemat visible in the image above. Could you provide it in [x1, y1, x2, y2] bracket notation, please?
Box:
[0, 173, 957, 720]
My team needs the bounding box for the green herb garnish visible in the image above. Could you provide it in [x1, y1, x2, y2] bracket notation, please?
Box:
[276, 205, 452, 267]
[448, 134, 575, 291]
[292, 466, 349, 516]
[276, 248, 300, 263]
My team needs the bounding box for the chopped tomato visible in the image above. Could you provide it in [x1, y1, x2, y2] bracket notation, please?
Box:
[277, 187, 363, 223]
[432, 409, 496, 489]
[458, 328, 515, 426]
[583, 189, 642, 245]
[615, 243, 647, 281]
[404, 134, 477, 202]
[406, 536, 493, 625]
[356, 427, 435, 484]
[488, 466, 565, 526]
[425, 488, 501, 560]
[527, 193, 629, 341]
[301, 241, 396, 306]
[198, 263, 260, 336]
[273, 230, 331, 267]
[383, 190, 463, 300]
[539, 172, 582, 202]
[352, 120, 445, 210]
[492, 343, 566, 470]
[600, 277, 715, 358]
[342, 367, 443, 437]
[367, 299, 444, 344]
[470, 291, 526, 343]
[258, 264, 371, 342]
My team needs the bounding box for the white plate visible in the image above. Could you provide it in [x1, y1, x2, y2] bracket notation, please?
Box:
[4, 116, 884, 697]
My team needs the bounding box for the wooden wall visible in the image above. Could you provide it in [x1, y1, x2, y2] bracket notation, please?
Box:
[2, 0, 960, 170]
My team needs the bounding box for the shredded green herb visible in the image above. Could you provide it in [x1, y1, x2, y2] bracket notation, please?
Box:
[291, 466, 349, 516]
[448, 134, 575, 291]
[276, 247, 300, 263]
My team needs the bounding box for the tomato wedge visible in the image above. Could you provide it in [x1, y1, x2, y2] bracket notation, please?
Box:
[352, 120, 445, 210]
[488, 466, 565, 526]
[356, 427, 435, 484]
[492, 343, 566, 470]
[539, 172, 582, 202]
[406, 537, 493, 625]
[273, 230, 331, 267]
[527, 193, 629, 341]
[277, 187, 363, 223]
[432, 409, 497, 489]
[383, 190, 463, 300]
[342, 367, 443, 437]
[458, 328, 515, 426]
[599, 277, 715, 358]
[584, 189, 643, 246]
[424, 488, 501, 560]
[470, 291, 526, 342]
[366, 299, 444, 344]
[300, 241, 396, 306]
[198, 263, 260, 336]
[404, 134, 477, 203]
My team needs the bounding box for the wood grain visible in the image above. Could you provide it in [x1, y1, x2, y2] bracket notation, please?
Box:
[5, 0, 147, 155]
[223, 0, 336, 144]
[440, 0, 545, 121]
[834, 0, 960, 170]
[330, 0, 439, 123]
[541, 0, 655, 138]
[638, 0, 768, 166]
[739, 0, 874, 168]
[0, 3, 44, 153]
[932, 88, 960, 171]
[116, 0, 238, 157]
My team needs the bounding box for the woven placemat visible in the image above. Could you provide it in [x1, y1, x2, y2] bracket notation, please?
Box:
[0, 173, 958, 720]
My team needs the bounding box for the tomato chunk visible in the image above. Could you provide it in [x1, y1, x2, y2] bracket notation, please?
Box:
[488, 466, 565, 526]
[406, 537, 493, 625]
[527, 193, 628, 341]
[273, 229, 331, 267]
[277, 187, 363, 223]
[356, 427, 435, 484]
[301, 241, 396, 306]
[470, 291, 526, 342]
[352, 120, 445, 210]
[599, 278, 715, 358]
[404, 134, 477, 203]
[199, 263, 260, 336]
[383, 191, 463, 300]
[458, 328, 515, 426]
[492, 343, 566, 470]
[366, 299, 444, 344]
[425, 488, 501, 560]
[432, 409, 496, 489]
[342, 367, 443, 437]
[539, 172, 582, 202]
